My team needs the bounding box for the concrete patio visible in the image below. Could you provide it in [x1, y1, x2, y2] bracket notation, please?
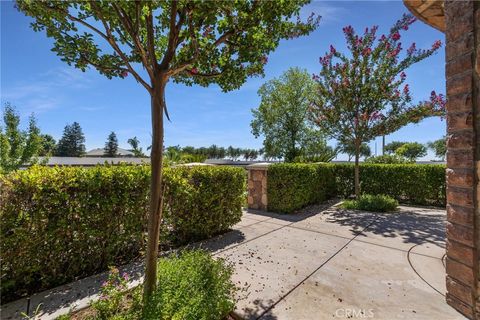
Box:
[1, 202, 466, 319]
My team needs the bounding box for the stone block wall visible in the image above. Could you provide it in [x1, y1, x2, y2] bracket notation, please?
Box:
[247, 164, 269, 210]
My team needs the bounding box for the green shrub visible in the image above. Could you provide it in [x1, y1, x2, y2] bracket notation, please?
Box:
[58, 250, 234, 320]
[144, 250, 236, 320]
[0, 165, 245, 302]
[365, 154, 411, 164]
[266, 163, 445, 214]
[267, 163, 336, 213]
[342, 194, 399, 212]
[162, 165, 245, 243]
[333, 163, 446, 206]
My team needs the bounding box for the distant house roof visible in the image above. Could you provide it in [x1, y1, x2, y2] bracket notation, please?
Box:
[86, 147, 134, 157]
[26, 157, 150, 167]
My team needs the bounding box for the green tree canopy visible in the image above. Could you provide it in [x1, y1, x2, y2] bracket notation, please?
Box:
[427, 137, 446, 160]
[39, 134, 57, 156]
[338, 140, 371, 161]
[395, 142, 427, 161]
[293, 129, 338, 162]
[309, 14, 445, 197]
[17, 0, 320, 297]
[384, 141, 407, 154]
[104, 131, 119, 157]
[251, 67, 326, 162]
[56, 122, 86, 157]
[0, 103, 42, 172]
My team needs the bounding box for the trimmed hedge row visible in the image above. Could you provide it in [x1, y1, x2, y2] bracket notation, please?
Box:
[267, 163, 336, 213]
[267, 163, 446, 213]
[333, 164, 446, 206]
[0, 165, 245, 302]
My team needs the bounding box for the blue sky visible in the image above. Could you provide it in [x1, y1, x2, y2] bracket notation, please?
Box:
[1, 1, 446, 160]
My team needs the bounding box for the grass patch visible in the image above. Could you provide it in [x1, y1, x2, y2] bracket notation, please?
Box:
[342, 194, 399, 212]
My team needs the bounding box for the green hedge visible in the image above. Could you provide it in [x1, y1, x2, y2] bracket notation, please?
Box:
[267, 163, 336, 213]
[0, 165, 245, 302]
[267, 163, 446, 213]
[333, 164, 446, 206]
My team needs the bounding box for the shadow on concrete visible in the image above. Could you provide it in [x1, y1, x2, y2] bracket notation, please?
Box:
[190, 229, 247, 253]
[235, 298, 278, 320]
[328, 207, 446, 246]
[245, 199, 341, 224]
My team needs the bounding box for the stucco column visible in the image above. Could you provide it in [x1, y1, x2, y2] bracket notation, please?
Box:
[246, 163, 270, 211]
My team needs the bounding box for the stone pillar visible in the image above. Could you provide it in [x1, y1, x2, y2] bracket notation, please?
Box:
[246, 163, 270, 210]
[444, 1, 480, 318]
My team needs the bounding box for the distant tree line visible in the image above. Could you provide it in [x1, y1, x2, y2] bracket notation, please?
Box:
[164, 145, 263, 163]
[0, 103, 152, 172]
[364, 138, 446, 164]
[0, 103, 272, 172]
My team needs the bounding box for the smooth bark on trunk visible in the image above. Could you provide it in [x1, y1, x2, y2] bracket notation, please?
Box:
[354, 138, 360, 199]
[143, 77, 166, 300]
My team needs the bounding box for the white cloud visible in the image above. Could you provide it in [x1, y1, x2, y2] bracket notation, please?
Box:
[1, 66, 93, 114]
[300, 1, 348, 26]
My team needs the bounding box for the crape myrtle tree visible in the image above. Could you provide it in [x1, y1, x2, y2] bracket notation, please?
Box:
[17, 0, 320, 299]
[309, 14, 446, 198]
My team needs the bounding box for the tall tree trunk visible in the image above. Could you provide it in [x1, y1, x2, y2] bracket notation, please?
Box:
[354, 138, 360, 199]
[143, 77, 166, 300]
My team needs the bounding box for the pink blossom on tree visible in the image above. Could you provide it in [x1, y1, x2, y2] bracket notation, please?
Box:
[309, 13, 445, 198]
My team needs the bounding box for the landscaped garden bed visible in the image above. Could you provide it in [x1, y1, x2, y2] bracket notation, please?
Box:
[267, 163, 445, 213]
[0, 165, 246, 303]
[54, 251, 237, 320]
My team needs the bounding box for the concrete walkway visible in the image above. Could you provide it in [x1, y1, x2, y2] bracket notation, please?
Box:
[2, 202, 466, 319]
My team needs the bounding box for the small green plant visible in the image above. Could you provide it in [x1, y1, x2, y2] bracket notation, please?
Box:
[342, 194, 399, 212]
[144, 250, 236, 320]
[90, 267, 130, 319]
[21, 303, 43, 320]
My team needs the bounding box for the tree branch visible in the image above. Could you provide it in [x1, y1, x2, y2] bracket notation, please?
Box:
[44, 4, 109, 43]
[110, 3, 155, 80]
[159, 1, 184, 71]
[186, 70, 223, 78]
[89, 1, 151, 92]
[145, 4, 158, 73]
[214, 31, 234, 47]
[79, 52, 129, 74]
